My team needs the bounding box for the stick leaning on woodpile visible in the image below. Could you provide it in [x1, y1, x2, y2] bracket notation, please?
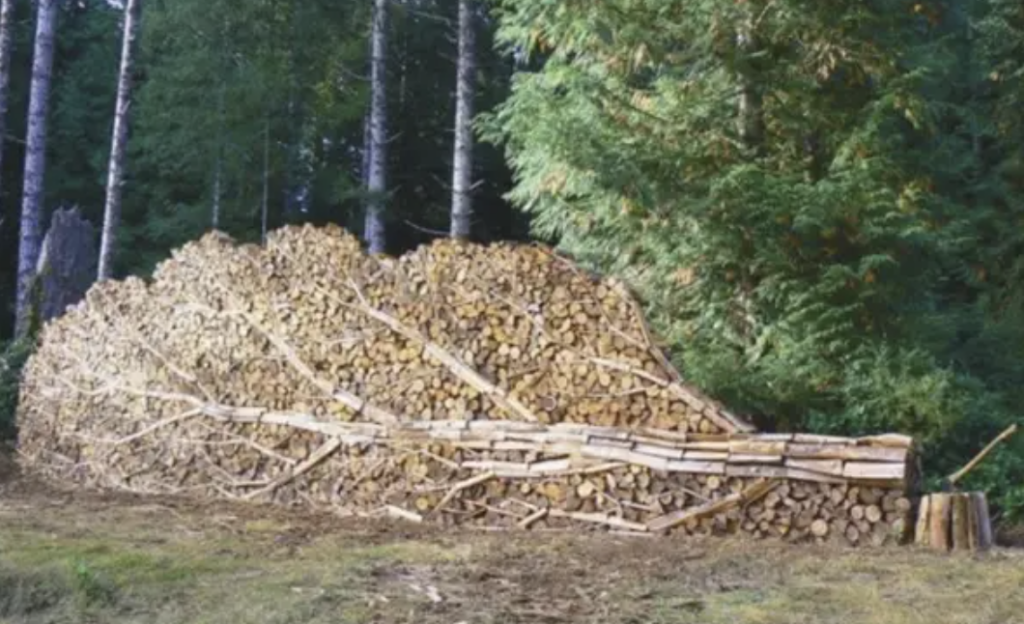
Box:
[16, 224, 915, 544]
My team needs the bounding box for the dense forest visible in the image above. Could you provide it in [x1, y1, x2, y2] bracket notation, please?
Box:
[1, 0, 1023, 518]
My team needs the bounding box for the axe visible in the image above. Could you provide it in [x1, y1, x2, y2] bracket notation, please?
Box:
[941, 423, 1018, 492]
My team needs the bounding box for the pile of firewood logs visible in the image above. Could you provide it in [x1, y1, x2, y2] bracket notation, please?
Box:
[16, 225, 914, 544]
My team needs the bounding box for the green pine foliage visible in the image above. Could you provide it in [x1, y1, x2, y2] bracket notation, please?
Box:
[484, 0, 1024, 515]
[117, 0, 370, 276]
[0, 338, 33, 440]
[48, 1, 121, 214]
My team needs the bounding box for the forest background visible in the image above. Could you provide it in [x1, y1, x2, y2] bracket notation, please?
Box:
[0, 0, 1023, 522]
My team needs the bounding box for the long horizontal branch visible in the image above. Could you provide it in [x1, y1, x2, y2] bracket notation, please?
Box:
[49, 375, 908, 486]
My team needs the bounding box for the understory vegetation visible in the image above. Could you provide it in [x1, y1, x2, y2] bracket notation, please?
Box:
[482, 0, 1024, 520]
[0, 339, 32, 441]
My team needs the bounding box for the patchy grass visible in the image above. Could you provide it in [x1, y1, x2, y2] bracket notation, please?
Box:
[1, 477, 1023, 624]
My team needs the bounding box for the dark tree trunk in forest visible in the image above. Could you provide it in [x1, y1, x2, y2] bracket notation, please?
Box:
[281, 3, 302, 222]
[364, 0, 388, 254]
[261, 117, 269, 243]
[360, 113, 370, 190]
[211, 153, 222, 228]
[98, 0, 142, 281]
[0, 0, 15, 206]
[359, 112, 370, 232]
[211, 82, 225, 230]
[16, 0, 58, 337]
[449, 0, 476, 240]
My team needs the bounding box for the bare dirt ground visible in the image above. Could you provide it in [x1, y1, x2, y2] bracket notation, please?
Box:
[2, 455, 1024, 624]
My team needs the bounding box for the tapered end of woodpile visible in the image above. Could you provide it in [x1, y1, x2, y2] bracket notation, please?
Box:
[15, 225, 912, 544]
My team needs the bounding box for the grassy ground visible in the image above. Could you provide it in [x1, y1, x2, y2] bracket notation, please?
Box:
[2, 468, 1024, 624]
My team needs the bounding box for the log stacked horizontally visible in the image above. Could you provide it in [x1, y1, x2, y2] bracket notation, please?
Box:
[16, 225, 914, 544]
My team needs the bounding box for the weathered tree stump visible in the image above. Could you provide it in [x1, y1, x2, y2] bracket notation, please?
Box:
[34, 205, 97, 323]
[915, 492, 993, 552]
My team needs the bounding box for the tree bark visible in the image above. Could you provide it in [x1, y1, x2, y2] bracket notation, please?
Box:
[98, 0, 142, 281]
[0, 0, 16, 205]
[212, 156, 222, 228]
[357, 112, 370, 232]
[261, 118, 269, 244]
[15, 0, 59, 337]
[281, 1, 302, 221]
[212, 81, 225, 229]
[449, 0, 476, 240]
[364, 0, 388, 254]
[34, 206, 96, 323]
[282, 95, 297, 218]
[360, 112, 370, 190]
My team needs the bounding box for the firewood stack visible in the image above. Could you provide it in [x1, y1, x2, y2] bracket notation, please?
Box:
[16, 225, 914, 544]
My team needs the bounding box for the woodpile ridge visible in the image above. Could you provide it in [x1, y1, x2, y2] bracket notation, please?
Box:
[16, 225, 916, 544]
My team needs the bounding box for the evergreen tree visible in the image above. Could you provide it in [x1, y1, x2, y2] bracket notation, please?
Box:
[47, 0, 120, 213]
[484, 0, 969, 429]
[121, 0, 367, 273]
[484, 0, 1024, 511]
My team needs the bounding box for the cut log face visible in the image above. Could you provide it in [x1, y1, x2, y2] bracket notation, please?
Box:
[15, 226, 912, 544]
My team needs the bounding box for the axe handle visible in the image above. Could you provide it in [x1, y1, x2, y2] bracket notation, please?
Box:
[947, 423, 1018, 487]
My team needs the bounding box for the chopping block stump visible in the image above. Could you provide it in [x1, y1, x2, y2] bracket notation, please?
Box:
[914, 492, 993, 552]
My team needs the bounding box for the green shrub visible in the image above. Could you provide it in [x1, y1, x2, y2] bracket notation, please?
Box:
[70, 560, 118, 608]
[799, 346, 1024, 524]
[0, 338, 34, 440]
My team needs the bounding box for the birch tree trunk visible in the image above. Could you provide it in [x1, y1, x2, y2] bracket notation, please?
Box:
[98, 0, 142, 281]
[0, 0, 16, 205]
[15, 0, 59, 337]
[449, 0, 476, 240]
[364, 0, 388, 254]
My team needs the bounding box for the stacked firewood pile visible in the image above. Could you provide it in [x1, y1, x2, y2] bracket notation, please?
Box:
[16, 225, 914, 544]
